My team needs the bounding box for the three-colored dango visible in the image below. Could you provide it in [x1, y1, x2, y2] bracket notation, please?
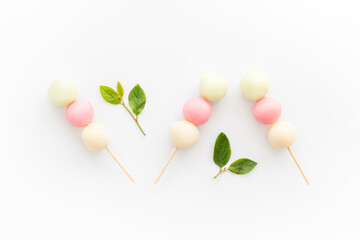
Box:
[154, 73, 228, 184]
[240, 72, 309, 185]
[48, 78, 135, 183]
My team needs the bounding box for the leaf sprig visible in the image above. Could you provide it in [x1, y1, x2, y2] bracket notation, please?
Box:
[100, 82, 146, 136]
[212, 132, 257, 179]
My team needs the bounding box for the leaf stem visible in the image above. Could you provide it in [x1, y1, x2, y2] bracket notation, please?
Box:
[120, 98, 146, 136]
[212, 168, 227, 179]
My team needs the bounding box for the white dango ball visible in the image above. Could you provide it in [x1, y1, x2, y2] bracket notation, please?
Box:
[267, 120, 296, 149]
[240, 72, 270, 101]
[81, 123, 110, 151]
[199, 72, 228, 102]
[170, 120, 199, 149]
[48, 78, 78, 107]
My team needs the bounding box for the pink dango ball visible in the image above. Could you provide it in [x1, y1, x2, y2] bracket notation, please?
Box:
[183, 96, 211, 126]
[253, 97, 282, 125]
[66, 99, 94, 127]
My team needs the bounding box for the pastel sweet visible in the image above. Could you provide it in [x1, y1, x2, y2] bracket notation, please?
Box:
[267, 120, 296, 149]
[253, 97, 282, 124]
[82, 123, 110, 151]
[240, 72, 269, 100]
[199, 72, 228, 102]
[155, 73, 227, 184]
[66, 99, 94, 127]
[170, 120, 200, 149]
[48, 78, 78, 107]
[49, 79, 135, 183]
[183, 97, 211, 125]
[241, 72, 309, 185]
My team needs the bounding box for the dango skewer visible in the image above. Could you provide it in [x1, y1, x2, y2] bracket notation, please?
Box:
[154, 73, 228, 184]
[48, 78, 135, 183]
[240, 72, 309, 185]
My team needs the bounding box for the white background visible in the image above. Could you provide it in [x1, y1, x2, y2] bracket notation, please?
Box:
[1, 0, 359, 239]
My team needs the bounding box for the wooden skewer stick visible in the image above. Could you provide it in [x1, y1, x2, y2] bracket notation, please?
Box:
[105, 146, 135, 183]
[154, 147, 178, 184]
[287, 147, 309, 185]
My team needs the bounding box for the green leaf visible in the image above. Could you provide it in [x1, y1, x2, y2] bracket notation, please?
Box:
[228, 158, 257, 175]
[117, 82, 124, 97]
[100, 86, 121, 104]
[128, 84, 146, 115]
[213, 132, 231, 168]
